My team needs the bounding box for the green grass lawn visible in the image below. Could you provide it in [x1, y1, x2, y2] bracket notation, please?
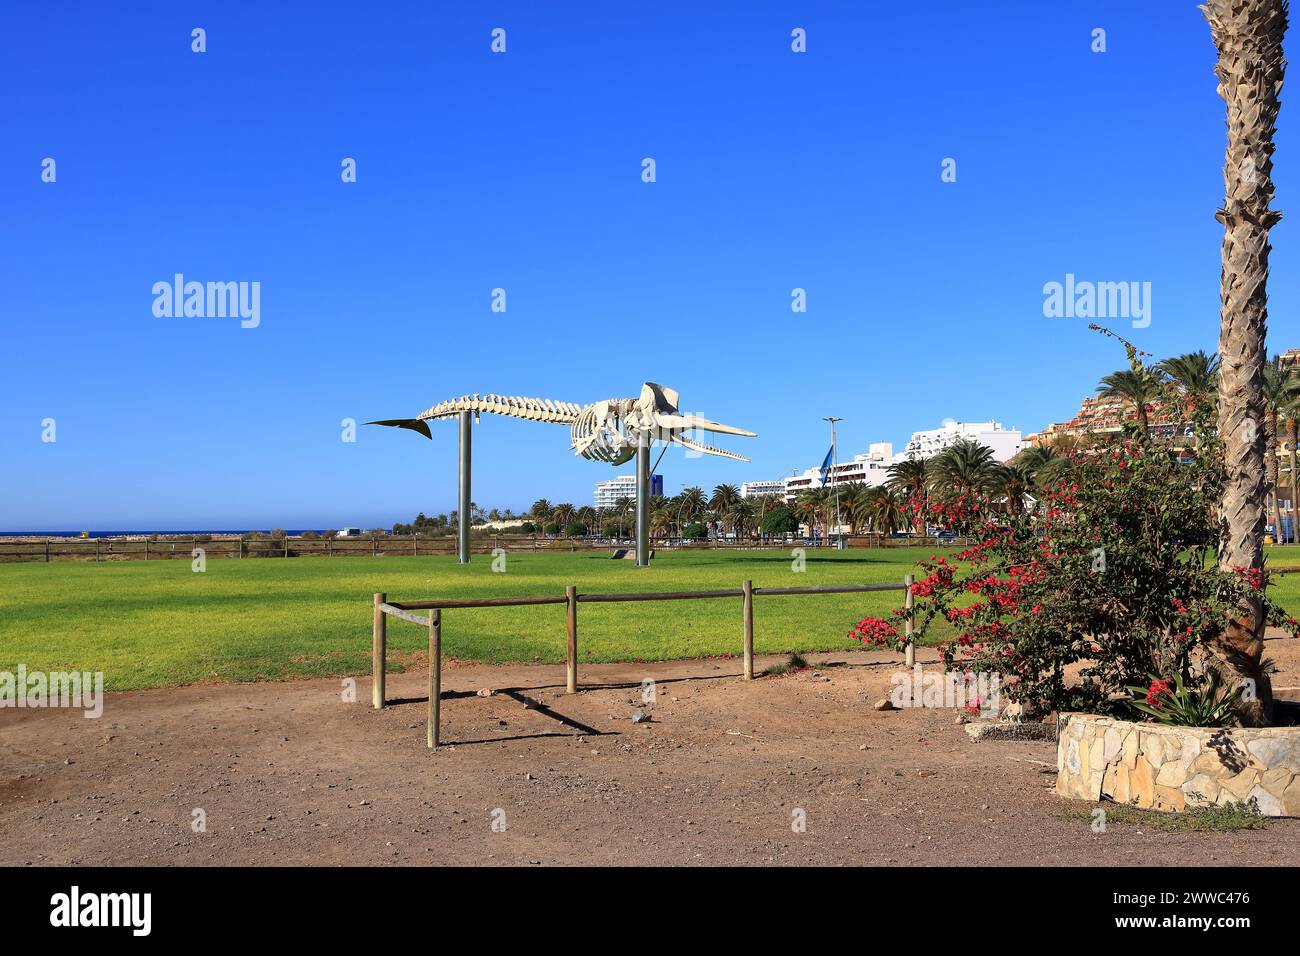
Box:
[4, 546, 1300, 692]
[0, 549, 930, 690]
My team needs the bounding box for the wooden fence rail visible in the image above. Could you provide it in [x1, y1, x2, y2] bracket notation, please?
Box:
[0, 535, 967, 565]
[373, 578, 913, 749]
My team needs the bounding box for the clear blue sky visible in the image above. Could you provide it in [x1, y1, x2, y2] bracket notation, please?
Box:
[4, 1, 1298, 530]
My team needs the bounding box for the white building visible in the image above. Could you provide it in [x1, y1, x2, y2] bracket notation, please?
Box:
[902, 421, 1023, 463]
[594, 473, 663, 510]
[741, 479, 786, 499]
[784, 442, 895, 503]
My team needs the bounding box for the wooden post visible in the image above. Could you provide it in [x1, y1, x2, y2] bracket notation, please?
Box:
[143, 539, 148, 561]
[904, 573, 915, 666]
[742, 579, 754, 680]
[565, 585, 578, 693]
[95, 538, 100, 563]
[372, 592, 386, 708]
[428, 609, 441, 749]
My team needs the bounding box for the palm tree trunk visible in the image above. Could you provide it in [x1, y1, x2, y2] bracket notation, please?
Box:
[1266, 404, 1280, 541]
[1290, 416, 1299, 542]
[1204, 0, 1287, 726]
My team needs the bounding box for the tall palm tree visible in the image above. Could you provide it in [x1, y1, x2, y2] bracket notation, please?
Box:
[795, 487, 827, 542]
[650, 499, 673, 540]
[679, 486, 709, 525]
[1097, 368, 1162, 435]
[1204, 0, 1287, 725]
[929, 439, 996, 499]
[886, 457, 930, 534]
[1262, 355, 1300, 542]
[867, 486, 905, 536]
[1157, 350, 1219, 421]
[729, 498, 757, 540]
[988, 462, 1035, 518]
[1015, 445, 1072, 496]
[530, 499, 552, 533]
[551, 502, 576, 533]
[710, 484, 741, 541]
[1283, 393, 1300, 543]
[837, 482, 870, 534]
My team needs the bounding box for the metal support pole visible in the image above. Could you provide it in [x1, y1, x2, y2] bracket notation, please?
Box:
[904, 573, 915, 666]
[635, 435, 650, 567]
[427, 609, 441, 748]
[373, 592, 387, 708]
[458, 410, 472, 564]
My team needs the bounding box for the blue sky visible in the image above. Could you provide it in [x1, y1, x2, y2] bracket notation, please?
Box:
[3, 1, 1297, 530]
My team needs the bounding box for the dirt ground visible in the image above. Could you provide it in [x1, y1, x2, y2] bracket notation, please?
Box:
[5, 639, 1300, 867]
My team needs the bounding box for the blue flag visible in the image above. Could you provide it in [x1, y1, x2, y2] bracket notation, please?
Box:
[819, 445, 834, 486]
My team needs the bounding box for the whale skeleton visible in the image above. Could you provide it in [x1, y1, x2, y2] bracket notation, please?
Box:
[370, 382, 755, 464]
[368, 383, 756, 567]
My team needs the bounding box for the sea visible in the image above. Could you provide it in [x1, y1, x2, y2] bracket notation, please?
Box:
[0, 530, 329, 538]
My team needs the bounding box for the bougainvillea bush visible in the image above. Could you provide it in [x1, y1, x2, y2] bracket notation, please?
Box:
[850, 338, 1296, 723]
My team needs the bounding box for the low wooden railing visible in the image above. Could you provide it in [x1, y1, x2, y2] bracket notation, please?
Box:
[372, 577, 916, 749]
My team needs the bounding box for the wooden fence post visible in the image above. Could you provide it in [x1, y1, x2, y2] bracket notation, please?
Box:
[566, 585, 578, 693]
[904, 573, 915, 666]
[373, 592, 386, 708]
[742, 579, 754, 679]
[428, 609, 441, 748]
[95, 538, 100, 563]
[143, 539, 148, 561]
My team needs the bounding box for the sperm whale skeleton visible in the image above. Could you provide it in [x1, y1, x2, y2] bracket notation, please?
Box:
[369, 383, 756, 566]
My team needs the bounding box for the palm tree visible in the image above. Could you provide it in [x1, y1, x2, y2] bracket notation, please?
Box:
[1097, 368, 1163, 435]
[866, 486, 905, 536]
[650, 495, 672, 540]
[886, 457, 930, 534]
[551, 502, 576, 534]
[530, 499, 552, 534]
[678, 486, 709, 525]
[611, 496, 632, 540]
[729, 498, 757, 541]
[1014, 445, 1071, 496]
[929, 439, 996, 499]
[710, 484, 741, 541]
[837, 482, 870, 534]
[1283, 393, 1300, 544]
[1203, 0, 1286, 725]
[988, 462, 1035, 518]
[794, 488, 827, 543]
[1262, 355, 1300, 542]
[1157, 350, 1219, 421]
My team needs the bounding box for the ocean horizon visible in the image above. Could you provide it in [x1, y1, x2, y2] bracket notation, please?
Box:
[0, 530, 333, 538]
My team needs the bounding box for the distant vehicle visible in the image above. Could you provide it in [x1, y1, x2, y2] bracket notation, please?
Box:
[79, 531, 90, 538]
[337, 527, 363, 537]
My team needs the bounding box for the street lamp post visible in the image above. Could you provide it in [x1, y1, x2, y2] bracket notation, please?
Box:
[824, 417, 843, 549]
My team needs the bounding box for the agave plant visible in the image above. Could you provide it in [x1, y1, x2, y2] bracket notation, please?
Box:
[1125, 671, 1241, 728]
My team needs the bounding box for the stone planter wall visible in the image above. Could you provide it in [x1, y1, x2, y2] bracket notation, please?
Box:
[1055, 713, 1300, 817]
